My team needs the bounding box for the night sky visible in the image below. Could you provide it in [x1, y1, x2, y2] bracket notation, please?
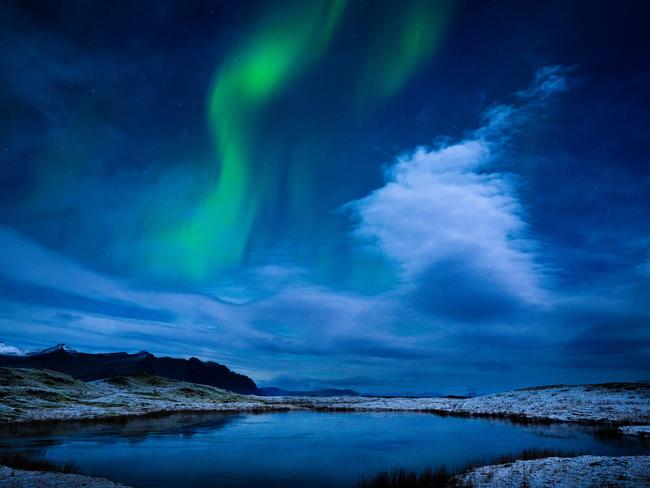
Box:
[1, 0, 649, 393]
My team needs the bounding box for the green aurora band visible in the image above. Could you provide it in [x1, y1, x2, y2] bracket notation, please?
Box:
[153, 0, 450, 281]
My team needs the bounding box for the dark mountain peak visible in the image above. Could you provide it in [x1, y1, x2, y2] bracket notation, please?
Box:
[31, 343, 78, 355]
[0, 345, 258, 395]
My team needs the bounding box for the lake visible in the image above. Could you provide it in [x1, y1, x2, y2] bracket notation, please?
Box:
[1, 411, 648, 487]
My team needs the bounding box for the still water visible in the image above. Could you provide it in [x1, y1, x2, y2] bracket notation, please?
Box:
[1, 411, 648, 487]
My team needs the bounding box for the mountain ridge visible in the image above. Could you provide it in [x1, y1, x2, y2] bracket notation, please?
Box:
[0, 344, 259, 394]
[259, 386, 360, 397]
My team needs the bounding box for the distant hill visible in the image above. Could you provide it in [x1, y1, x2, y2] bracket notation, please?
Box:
[259, 386, 360, 397]
[0, 344, 259, 395]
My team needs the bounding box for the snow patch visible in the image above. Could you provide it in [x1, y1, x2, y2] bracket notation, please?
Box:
[458, 455, 650, 487]
[27, 344, 78, 355]
[620, 425, 650, 437]
[0, 465, 129, 487]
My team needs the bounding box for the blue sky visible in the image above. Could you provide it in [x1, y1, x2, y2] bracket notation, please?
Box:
[0, 0, 649, 393]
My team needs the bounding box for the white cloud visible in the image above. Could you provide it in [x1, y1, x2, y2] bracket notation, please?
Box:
[347, 66, 572, 305]
[0, 341, 24, 355]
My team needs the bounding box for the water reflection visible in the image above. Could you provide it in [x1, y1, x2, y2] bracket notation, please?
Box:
[0, 412, 241, 443]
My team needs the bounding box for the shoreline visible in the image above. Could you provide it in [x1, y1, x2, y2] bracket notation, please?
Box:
[3, 455, 650, 488]
[2, 370, 649, 487]
[457, 455, 650, 487]
[1, 368, 649, 429]
[0, 465, 128, 487]
[3, 398, 650, 440]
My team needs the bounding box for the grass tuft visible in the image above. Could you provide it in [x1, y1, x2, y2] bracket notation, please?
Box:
[359, 466, 453, 488]
[0, 453, 79, 474]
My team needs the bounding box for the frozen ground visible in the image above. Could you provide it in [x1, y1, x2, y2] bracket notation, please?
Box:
[286, 382, 650, 423]
[0, 368, 275, 423]
[457, 455, 650, 487]
[1, 368, 649, 425]
[620, 425, 650, 437]
[0, 466, 129, 487]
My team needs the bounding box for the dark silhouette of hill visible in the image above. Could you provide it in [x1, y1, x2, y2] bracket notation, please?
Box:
[0, 344, 259, 394]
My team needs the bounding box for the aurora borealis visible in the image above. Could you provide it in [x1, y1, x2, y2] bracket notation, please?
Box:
[159, 0, 348, 278]
[1, 0, 649, 392]
[153, 0, 450, 280]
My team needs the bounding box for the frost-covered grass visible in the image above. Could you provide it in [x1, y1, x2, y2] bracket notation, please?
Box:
[271, 382, 650, 424]
[0, 465, 129, 487]
[0, 368, 279, 423]
[1, 368, 649, 426]
[620, 425, 650, 438]
[457, 455, 650, 487]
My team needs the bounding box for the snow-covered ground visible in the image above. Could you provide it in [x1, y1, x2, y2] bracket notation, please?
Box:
[620, 425, 650, 437]
[0, 466, 129, 487]
[457, 455, 650, 487]
[267, 382, 650, 423]
[0, 368, 278, 423]
[1, 368, 649, 425]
